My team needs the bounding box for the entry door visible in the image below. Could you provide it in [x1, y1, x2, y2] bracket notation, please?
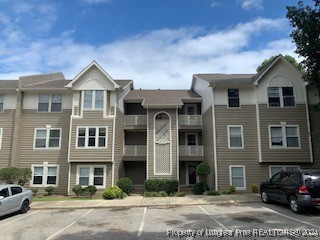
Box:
[186, 104, 197, 115]
[188, 165, 197, 185]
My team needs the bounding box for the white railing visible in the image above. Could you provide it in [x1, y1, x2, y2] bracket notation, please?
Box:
[179, 145, 204, 156]
[124, 115, 147, 126]
[178, 115, 202, 126]
[124, 145, 147, 156]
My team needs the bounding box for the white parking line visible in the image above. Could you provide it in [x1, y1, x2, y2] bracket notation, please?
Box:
[46, 209, 93, 240]
[198, 205, 228, 230]
[262, 207, 320, 229]
[0, 210, 39, 228]
[137, 207, 147, 237]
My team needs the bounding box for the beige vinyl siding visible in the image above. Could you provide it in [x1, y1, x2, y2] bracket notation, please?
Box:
[215, 105, 262, 191]
[259, 104, 311, 163]
[147, 109, 178, 179]
[0, 109, 15, 168]
[19, 110, 71, 194]
[113, 107, 124, 183]
[201, 107, 215, 189]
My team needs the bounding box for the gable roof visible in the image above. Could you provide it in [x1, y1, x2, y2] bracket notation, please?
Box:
[66, 61, 121, 89]
[0, 80, 19, 89]
[114, 80, 134, 89]
[194, 74, 255, 86]
[124, 90, 201, 108]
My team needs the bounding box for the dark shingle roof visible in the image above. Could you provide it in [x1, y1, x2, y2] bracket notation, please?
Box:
[124, 90, 201, 107]
[22, 80, 71, 89]
[194, 74, 255, 86]
[0, 80, 19, 89]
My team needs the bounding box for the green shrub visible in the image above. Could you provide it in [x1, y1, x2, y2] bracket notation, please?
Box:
[228, 185, 236, 193]
[0, 167, 32, 185]
[45, 186, 54, 195]
[72, 185, 83, 197]
[158, 191, 168, 197]
[102, 186, 125, 199]
[221, 191, 231, 195]
[196, 162, 211, 183]
[144, 191, 159, 197]
[144, 179, 178, 194]
[174, 192, 186, 197]
[193, 182, 209, 195]
[204, 190, 220, 196]
[249, 184, 259, 193]
[83, 186, 97, 198]
[117, 178, 133, 194]
[31, 188, 38, 196]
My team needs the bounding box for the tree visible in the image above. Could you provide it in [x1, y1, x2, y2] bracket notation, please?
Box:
[0, 167, 32, 186]
[256, 55, 305, 73]
[286, 0, 320, 97]
[196, 162, 211, 184]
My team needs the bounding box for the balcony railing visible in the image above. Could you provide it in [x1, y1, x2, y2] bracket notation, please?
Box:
[124, 145, 147, 156]
[125, 115, 147, 126]
[179, 145, 204, 156]
[178, 115, 202, 126]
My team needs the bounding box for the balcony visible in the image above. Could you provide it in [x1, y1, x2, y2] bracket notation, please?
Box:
[179, 145, 204, 157]
[178, 115, 202, 127]
[124, 145, 147, 156]
[124, 115, 147, 128]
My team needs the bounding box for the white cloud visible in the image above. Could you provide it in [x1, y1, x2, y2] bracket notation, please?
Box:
[82, 0, 112, 4]
[0, 17, 294, 89]
[211, 1, 219, 7]
[238, 0, 263, 11]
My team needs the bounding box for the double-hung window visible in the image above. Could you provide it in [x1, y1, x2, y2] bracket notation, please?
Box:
[0, 94, 4, 112]
[228, 89, 240, 108]
[268, 87, 295, 107]
[229, 165, 246, 190]
[77, 127, 107, 148]
[34, 128, 61, 149]
[228, 126, 243, 148]
[269, 165, 300, 178]
[31, 164, 59, 187]
[38, 94, 62, 112]
[83, 90, 104, 109]
[269, 125, 300, 148]
[77, 166, 105, 187]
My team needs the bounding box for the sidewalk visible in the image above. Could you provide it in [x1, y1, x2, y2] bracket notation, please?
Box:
[30, 193, 261, 210]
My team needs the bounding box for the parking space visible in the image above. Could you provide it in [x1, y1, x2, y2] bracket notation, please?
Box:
[1, 203, 320, 240]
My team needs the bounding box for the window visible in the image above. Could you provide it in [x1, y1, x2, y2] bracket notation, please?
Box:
[77, 127, 107, 148]
[34, 128, 61, 149]
[31, 164, 59, 187]
[228, 126, 243, 148]
[229, 166, 246, 190]
[269, 125, 300, 148]
[228, 89, 239, 108]
[77, 166, 106, 188]
[269, 165, 299, 177]
[11, 186, 22, 195]
[0, 94, 4, 112]
[83, 90, 104, 109]
[0, 188, 9, 198]
[187, 134, 197, 146]
[38, 94, 62, 112]
[268, 87, 295, 107]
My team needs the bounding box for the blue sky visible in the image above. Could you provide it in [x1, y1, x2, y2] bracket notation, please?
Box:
[0, 0, 312, 89]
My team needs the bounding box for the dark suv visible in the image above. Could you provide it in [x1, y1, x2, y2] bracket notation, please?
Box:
[260, 169, 320, 213]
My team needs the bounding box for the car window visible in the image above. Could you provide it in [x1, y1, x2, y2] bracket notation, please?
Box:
[280, 172, 292, 184]
[305, 174, 320, 187]
[11, 186, 22, 195]
[271, 172, 281, 183]
[284, 173, 300, 185]
[0, 188, 9, 198]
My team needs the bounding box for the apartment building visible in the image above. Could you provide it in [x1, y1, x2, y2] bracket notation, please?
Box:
[0, 55, 318, 194]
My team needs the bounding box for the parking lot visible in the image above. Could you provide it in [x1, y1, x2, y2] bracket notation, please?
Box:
[1, 202, 320, 240]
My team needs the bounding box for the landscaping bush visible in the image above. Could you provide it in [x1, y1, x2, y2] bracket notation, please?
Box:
[158, 191, 168, 197]
[228, 185, 236, 194]
[0, 167, 32, 185]
[72, 185, 84, 197]
[31, 188, 38, 196]
[204, 190, 220, 196]
[117, 177, 133, 194]
[144, 191, 159, 197]
[193, 182, 209, 195]
[45, 186, 54, 195]
[249, 184, 259, 193]
[196, 162, 211, 183]
[174, 192, 186, 197]
[102, 186, 125, 199]
[84, 186, 97, 198]
[144, 179, 178, 194]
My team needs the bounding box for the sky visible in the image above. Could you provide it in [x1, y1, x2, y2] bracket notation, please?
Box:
[0, 0, 313, 89]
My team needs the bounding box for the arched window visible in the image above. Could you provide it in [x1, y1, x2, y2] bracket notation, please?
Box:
[154, 113, 171, 175]
[267, 76, 295, 107]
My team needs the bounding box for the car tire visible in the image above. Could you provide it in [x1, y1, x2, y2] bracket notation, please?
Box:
[260, 189, 270, 203]
[289, 196, 302, 214]
[20, 200, 29, 214]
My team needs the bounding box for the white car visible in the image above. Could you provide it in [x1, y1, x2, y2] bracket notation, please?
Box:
[0, 184, 33, 217]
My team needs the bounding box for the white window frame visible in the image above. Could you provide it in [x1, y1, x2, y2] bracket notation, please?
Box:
[82, 90, 104, 110]
[228, 125, 244, 149]
[37, 94, 62, 113]
[268, 125, 300, 149]
[227, 88, 240, 108]
[0, 94, 4, 112]
[229, 165, 246, 190]
[0, 128, 2, 149]
[269, 165, 300, 178]
[33, 128, 62, 149]
[76, 165, 106, 189]
[267, 87, 295, 108]
[76, 126, 108, 148]
[30, 163, 59, 187]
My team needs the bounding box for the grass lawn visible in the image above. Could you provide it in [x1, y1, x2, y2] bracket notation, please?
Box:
[33, 195, 103, 201]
